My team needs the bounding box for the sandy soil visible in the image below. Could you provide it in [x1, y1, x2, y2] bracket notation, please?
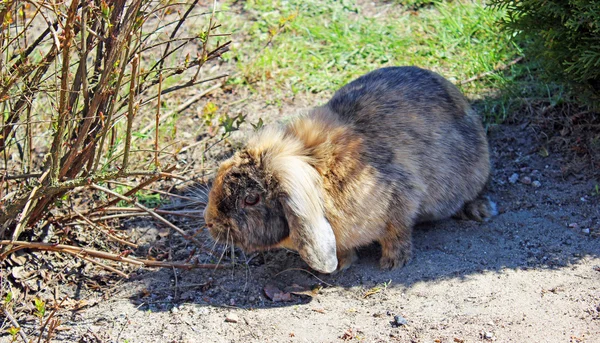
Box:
[12, 121, 594, 343]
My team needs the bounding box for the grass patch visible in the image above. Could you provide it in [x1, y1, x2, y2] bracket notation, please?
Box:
[219, 0, 528, 123]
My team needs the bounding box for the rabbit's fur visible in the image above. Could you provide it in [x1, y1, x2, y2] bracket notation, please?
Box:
[204, 66, 494, 273]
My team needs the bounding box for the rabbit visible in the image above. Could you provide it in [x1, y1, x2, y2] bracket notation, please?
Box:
[203, 66, 495, 274]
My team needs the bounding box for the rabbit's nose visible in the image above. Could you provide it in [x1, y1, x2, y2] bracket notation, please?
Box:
[205, 222, 214, 229]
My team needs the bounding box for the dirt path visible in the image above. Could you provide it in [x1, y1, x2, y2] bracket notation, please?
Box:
[36, 123, 597, 343]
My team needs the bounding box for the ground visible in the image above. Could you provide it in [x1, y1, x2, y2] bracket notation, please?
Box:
[2, 1, 600, 342]
[7, 121, 599, 343]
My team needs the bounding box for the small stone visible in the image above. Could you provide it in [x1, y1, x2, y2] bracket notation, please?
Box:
[484, 332, 494, 339]
[509, 173, 519, 184]
[569, 223, 579, 229]
[520, 176, 532, 185]
[249, 296, 256, 302]
[225, 313, 239, 323]
[392, 315, 408, 326]
[170, 306, 179, 314]
[582, 228, 590, 234]
[9, 254, 27, 266]
[532, 180, 541, 188]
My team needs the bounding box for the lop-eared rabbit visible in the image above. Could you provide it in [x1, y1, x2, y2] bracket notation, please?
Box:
[204, 66, 495, 273]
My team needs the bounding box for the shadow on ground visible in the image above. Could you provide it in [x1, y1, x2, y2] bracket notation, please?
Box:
[122, 123, 599, 313]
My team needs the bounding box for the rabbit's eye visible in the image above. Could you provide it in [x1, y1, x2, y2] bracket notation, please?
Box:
[243, 193, 260, 206]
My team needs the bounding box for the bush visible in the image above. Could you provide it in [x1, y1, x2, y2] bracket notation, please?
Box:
[0, 0, 229, 242]
[491, 0, 600, 104]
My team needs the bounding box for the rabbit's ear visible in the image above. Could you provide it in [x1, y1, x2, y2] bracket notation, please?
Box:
[247, 126, 337, 273]
[271, 154, 337, 273]
[281, 200, 337, 273]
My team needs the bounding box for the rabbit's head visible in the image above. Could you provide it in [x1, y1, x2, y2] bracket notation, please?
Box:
[204, 127, 338, 273]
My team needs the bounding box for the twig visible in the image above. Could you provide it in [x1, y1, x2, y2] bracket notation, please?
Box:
[138, 73, 228, 108]
[86, 164, 177, 214]
[154, 209, 203, 218]
[10, 170, 49, 245]
[3, 307, 29, 343]
[156, 0, 199, 72]
[123, 54, 139, 171]
[49, 0, 79, 184]
[102, 182, 200, 202]
[37, 297, 66, 343]
[80, 255, 129, 278]
[86, 213, 150, 222]
[155, 73, 162, 169]
[73, 209, 138, 248]
[139, 82, 223, 135]
[2, 173, 43, 180]
[0, 241, 228, 271]
[93, 207, 204, 218]
[90, 184, 205, 248]
[459, 56, 524, 85]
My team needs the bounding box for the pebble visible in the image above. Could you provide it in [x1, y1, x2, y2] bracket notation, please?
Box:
[532, 180, 541, 188]
[170, 306, 179, 314]
[569, 223, 579, 229]
[520, 176, 532, 185]
[509, 173, 519, 184]
[392, 315, 408, 326]
[484, 331, 494, 339]
[225, 313, 239, 323]
[582, 228, 590, 234]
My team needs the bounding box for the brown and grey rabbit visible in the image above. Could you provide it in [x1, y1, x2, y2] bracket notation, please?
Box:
[204, 66, 495, 273]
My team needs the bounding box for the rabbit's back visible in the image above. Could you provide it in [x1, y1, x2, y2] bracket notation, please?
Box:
[326, 66, 490, 221]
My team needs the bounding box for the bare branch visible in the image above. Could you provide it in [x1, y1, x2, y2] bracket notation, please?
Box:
[0, 241, 229, 272]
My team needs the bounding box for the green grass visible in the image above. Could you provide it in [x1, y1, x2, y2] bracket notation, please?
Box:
[217, 0, 531, 123]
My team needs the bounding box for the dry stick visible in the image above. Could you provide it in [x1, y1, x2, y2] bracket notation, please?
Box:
[153, 209, 203, 219]
[138, 73, 228, 108]
[87, 213, 150, 222]
[26, 103, 33, 176]
[89, 184, 206, 248]
[0, 241, 227, 270]
[3, 172, 43, 180]
[95, 207, 203, 218]
[153, 171, 187, 181]
[86, 164, 177, 214]
[459, 56, 524, 85]
[90, 25, 134, 175]
[103, 180, 202, 203]
[137, 82, 223, 141]
[193, 0, 217, 82]
[50, 0, 79, 184]
[3, 308, 29, 343]
[155, 73, 162, 169]
[10, 170, 49, 244]
[73, 209, 138, 248]
[80, 255, 129, 278]
[123, 54, 139, 172]
[0, 170, 166, 229]
[37, 297, 66, 343]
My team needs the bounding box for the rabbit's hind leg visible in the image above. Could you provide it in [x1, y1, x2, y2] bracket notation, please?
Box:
[453, 194, 497, 222]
